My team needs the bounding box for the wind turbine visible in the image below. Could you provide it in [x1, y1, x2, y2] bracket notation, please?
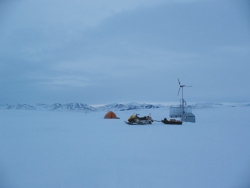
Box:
[177, 78, 191, 121]
[178, 78, 192, 97]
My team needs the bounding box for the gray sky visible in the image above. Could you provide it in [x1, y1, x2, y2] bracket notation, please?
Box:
[0, 0, 249, 104]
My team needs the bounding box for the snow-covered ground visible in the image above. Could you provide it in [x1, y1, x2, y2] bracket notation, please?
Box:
[0, 106, 250, 188]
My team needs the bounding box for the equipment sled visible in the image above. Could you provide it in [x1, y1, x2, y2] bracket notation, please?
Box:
[161, 118, 182, 125]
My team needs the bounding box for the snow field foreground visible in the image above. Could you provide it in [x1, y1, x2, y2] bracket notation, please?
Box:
[0, 107, 250, 188]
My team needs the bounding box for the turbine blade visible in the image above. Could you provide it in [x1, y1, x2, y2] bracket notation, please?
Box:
[178, 78, 180, 85]
[177, 87, 180, 95]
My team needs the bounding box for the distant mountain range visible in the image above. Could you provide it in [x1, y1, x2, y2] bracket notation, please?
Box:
[0, 102, 163, 112]
[0, 102, 249, 112]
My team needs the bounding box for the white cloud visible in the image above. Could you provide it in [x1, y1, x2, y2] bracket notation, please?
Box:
[28, 72, 92, 88]
[218, 46, 250, 55]
[3, 0, 200, 32]
[49, 76, 90, 87]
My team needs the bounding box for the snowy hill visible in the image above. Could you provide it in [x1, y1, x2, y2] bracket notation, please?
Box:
[0, 104, 36, 110]
[191, 102, 250, 108]
[191, 102, 236, 108]
[0, 102, 164, 112]
[96, 102, 164, 111]
[0, 102, 249, 111]
[49, 103, 96, 111]
[0, 103, 95, 112]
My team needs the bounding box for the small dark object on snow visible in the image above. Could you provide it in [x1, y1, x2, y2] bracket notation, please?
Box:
[161, 118, 182, 125]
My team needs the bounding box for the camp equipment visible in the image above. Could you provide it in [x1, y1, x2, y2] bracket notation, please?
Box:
[104, 111, 120, 119]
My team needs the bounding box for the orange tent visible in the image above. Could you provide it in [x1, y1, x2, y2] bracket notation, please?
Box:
[104, 111, 119, 119]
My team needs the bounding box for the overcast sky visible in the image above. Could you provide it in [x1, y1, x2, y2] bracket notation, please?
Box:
[0, 0, 249, 105]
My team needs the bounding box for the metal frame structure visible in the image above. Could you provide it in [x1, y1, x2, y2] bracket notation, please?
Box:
[177, 78, 191, 122]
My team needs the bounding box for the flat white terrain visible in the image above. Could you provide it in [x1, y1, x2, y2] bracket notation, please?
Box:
[0, 106, 249, 188]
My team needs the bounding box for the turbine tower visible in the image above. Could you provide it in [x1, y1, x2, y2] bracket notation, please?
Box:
[177, 78, 191, 121]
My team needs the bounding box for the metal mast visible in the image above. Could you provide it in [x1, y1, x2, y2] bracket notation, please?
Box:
[178, 78, 191, 121]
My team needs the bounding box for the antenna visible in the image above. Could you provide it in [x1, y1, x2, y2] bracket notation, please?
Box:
[177, 78, 191, 121]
